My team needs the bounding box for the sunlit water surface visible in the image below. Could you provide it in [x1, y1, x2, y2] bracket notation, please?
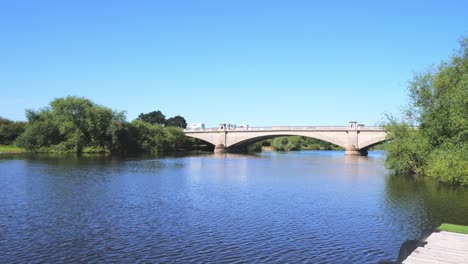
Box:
[1, 151, 468, 263]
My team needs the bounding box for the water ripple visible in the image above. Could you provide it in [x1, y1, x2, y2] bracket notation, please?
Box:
[1, 152, 468, 263]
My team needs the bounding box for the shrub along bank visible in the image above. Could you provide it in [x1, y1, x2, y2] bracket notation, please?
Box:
[9, 96, 189, 154]
[383, 38, 468, 185]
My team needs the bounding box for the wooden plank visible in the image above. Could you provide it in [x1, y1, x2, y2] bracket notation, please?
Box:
[430, 231, 468, 240]
[422, 245, 468, 256]
[404, 249, 464, 264]
[414, 247, 468, 262]
[402, 231, 468, 264]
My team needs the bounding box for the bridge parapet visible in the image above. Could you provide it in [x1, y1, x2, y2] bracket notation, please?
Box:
[184, 125, 383, 132]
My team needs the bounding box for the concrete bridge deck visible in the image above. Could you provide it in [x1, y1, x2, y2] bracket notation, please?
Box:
[184, 121, 387, 155]
[187, 125, 384, 131]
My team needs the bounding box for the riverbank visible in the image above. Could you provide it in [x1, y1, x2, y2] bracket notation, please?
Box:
[261, 146, 343, 151]
[0, 145, 26, 154]
[437, 223, 468, 234]
[0, 145, 111, 154]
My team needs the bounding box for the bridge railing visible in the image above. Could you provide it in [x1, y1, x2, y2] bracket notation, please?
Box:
[184, 126, 384, 132]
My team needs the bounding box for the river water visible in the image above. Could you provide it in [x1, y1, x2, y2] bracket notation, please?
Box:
[1, 150, 468, 263]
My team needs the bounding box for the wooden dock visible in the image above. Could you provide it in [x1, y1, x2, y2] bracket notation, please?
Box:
[402, 230, 468, 264]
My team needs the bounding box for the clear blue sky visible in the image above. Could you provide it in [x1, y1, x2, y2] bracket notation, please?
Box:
[1, 0, 467, 127]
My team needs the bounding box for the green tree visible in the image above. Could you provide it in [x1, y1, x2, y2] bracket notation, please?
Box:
[17, 96, 126, 153]
[128, 120, 165, 153]
[301, 137, 340, 150]
[138, 110, 166, 125]
[271, 136, 302, 151]
[49, 97, 95, 152]
[15, 111, 61, 151]
[383, 119, 430, 175]
[127, 120, 185, 153]
[384, 38, 468, 185]
[163, 126, 186, 151]
[14, 96, 190, 154]
[105, 111, 128, 152]
[165, 115, 187, 128]
[0, 117, 26, 145]
[247, 141, 263, 153]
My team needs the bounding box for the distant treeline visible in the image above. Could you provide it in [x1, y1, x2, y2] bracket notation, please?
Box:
[0, 96, 195, 154]
[0, 117, 26, 145]
[1, 96, 343, 154]
[258, 137, 342, 151]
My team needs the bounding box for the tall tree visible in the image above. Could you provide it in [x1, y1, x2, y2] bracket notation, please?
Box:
[165, 115, 187, 128]
[15, 110, 61, 151]
[50, 96, 94, 152]
[16, 96, 126, 153]
[137, 110, 166, 125]
[0, 117, 26, 145]
[384, 38, 468, 185]
[271, 136, 302, 151]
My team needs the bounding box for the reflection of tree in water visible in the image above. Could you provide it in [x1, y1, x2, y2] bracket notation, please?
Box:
[384, 174, 468, 238]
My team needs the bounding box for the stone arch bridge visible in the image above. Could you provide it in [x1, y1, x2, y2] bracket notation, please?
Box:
[184, 121, 387, 155]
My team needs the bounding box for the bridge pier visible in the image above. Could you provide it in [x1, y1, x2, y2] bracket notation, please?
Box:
[214, 144, 228, 153]
[345, 121, 368, 156]
[344, 148, 368, 156]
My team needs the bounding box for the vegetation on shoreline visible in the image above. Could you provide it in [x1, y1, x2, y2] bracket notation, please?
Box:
[1, 97, 345, 155]
[0, 117, 25, 145]
[0, 145, 26, 154]
[383, 38, 468, 185]
[437, 223, 468, 235]
[1, 96, 191, 154]
[257, 137, 342, 152]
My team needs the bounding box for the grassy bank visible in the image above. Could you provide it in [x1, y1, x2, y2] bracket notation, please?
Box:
[0, 145, 111, 154]
[437, 223, 468, 235]
[0, 145, 26, 154]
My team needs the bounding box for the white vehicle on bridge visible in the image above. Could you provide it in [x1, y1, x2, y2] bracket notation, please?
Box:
[189, 123, 205, 131]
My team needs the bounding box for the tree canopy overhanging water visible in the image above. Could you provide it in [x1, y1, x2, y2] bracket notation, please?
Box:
[383, 38, 468, 185]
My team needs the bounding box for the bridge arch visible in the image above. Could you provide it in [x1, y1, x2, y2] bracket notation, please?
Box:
[183, 130, 350, 150]
[358, 134, 387, 149]
[226, 131, 348, 149]
[183, 125, 387, 155]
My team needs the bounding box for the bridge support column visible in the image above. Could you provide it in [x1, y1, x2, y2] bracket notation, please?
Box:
[213, 125, 229, 153]
[214, 144, 228, 153]
[345, 122, 367, 156]
[345, 148, 368, 156]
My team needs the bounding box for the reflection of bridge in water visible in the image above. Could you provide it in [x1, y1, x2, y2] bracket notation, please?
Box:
[184, 121, 387, 156]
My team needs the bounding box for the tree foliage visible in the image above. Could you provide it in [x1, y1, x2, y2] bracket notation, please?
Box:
[125, 120, 186, 153]
[301, 137, 341, 150]
[15, 110, 62, 151]
[0, 117, 25, 144]
[127, 120, 166, 153]
[384, 38, 468, 185]
[383, 120, 430, 175]
[16, 96, 126, 153]
[14, 97, 189, 154]
[137, 110, 188, 129]
[137, 111, 166, 125]
[268, 136, 340, 151]
[165, 115, 187, 128]
[271, 136, 302, 151]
